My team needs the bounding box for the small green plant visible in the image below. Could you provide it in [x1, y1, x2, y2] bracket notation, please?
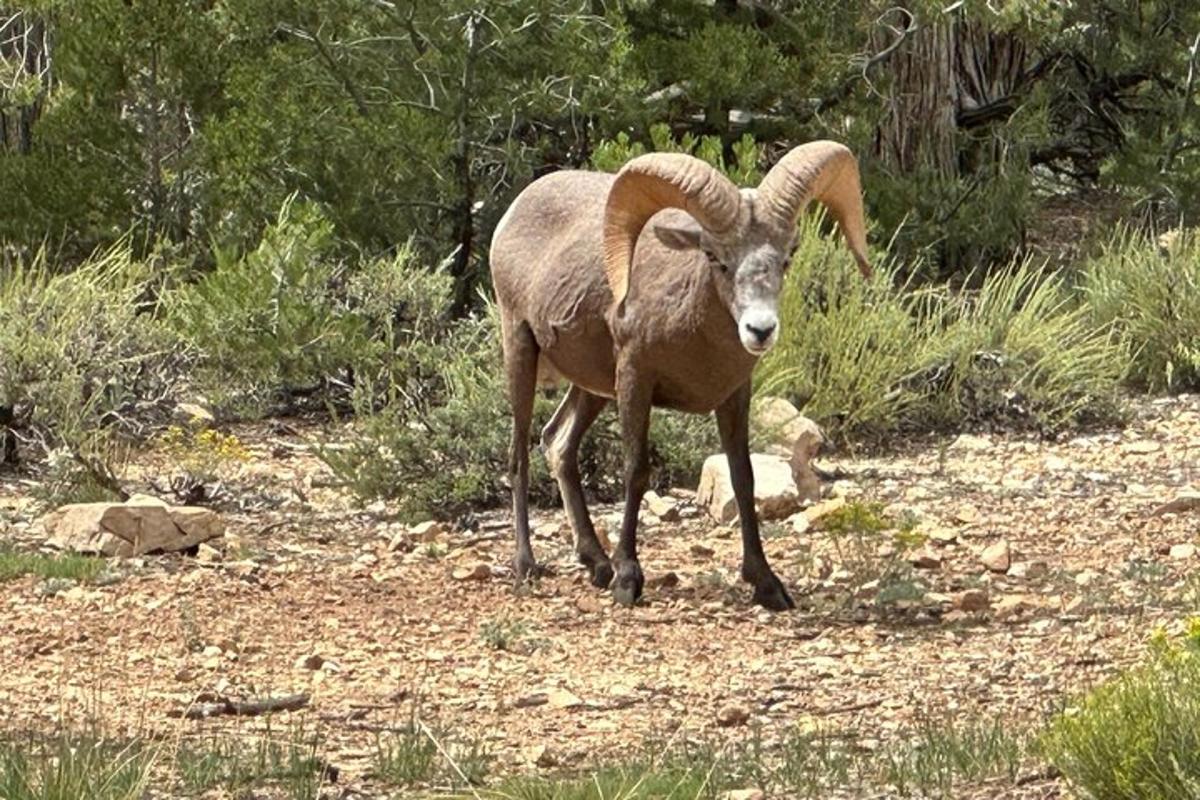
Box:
[881, 717, 1027, 796]
[158, 425, 250, 483]
[375, 723, 491, 790]
[374, 725, 439, 787]
[818, 501, 930, 607]
[479, 618, 530, 652]
[0, 736, 153, 800]
[175, 729, 326, 798]
[0, 546, 105, 584]
[1041, 616, 1200, 799]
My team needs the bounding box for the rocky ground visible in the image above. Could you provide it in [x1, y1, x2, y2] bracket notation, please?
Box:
[2, 395, 1200, 798]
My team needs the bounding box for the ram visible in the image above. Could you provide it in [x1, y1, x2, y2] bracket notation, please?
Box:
[490, 141, 871, 610]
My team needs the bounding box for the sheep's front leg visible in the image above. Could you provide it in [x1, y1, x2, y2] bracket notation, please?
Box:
[716, 382, 795, 611]
[612, 366, 651, 606]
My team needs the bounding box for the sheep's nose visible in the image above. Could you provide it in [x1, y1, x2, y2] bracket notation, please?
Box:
[745, 321, 776, 344]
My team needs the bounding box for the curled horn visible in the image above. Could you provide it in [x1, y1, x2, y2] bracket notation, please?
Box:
[758, 141, 872, 279]
[603, 153, 743, 310]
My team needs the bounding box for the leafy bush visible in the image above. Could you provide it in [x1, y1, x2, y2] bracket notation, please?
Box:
[166, 197, 374, 414]
[1042, 619, 1200, 800]
[0, 242, 181, 502]
[1081, 227, 1200, 392]
[319, 291, 719, 520]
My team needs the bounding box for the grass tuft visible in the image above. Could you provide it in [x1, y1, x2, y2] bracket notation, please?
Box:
[0, 546, 105, 584]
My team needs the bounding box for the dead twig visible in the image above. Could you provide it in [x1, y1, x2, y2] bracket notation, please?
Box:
[170, 691, 310, 719]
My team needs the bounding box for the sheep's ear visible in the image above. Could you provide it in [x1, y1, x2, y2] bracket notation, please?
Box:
[653, 218, 703, 250]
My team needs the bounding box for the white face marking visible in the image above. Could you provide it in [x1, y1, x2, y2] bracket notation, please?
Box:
[737, 306, 779, 355]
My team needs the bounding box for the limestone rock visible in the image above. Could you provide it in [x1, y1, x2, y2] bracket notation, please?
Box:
[752, 396, 824, 503]
[954, 589, 990, 612]
[173, 402, 215, 427]
[42, 500, 224, 557]
[452, 563, 491, 582]
[410, 520, 447, 542]
[697, 453, 801, 524]
[643, 491, 680, 522]
[716, 703, 750, 727]
[1170, 543, 1197, 560]
[980, 541, 1012, 573]
[719, 791, 765, 800]
[802, 496, 847, 529]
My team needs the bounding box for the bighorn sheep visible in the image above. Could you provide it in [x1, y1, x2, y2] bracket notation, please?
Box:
[490, 141, 871, 610]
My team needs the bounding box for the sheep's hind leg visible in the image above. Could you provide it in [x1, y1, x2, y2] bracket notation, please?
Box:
[503, 320, 540, 583]
[715, 382, 795, 611]
[542, 385, 612, 588]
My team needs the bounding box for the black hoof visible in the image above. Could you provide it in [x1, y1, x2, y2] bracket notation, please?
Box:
[513, 553, 541, 584]
[752, 575, 796, 612]
[588, 559, 614, 589]
[611, 560, 644, 607]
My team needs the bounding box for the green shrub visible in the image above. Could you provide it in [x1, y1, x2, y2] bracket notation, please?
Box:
[923, 258, 1130, 431]
[757, 217, 935, 438]
[166, 197, 373, 414]
[319, 295, 718, 520]
[1041, 619, 1200, 800]
[0, 242, 180, 501]
[759, 215, 1129, 439]
[1081, 227, 1200, 392]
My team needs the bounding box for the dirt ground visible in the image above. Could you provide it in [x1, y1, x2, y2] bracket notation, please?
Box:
[2, 394, 1200, 797]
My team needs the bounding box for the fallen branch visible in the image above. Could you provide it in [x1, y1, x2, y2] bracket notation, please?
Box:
[170, 691, 310, 719]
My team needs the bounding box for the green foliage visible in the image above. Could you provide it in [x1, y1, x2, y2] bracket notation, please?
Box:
[166, 198, 371, 413]
[374, 723, 491, 790]
[1042, 619, 1200, 800]
[1081, 227, 1200, 392]
[176, 731, 325, 798]
[924, 258, 1131, 431]
[760, 215, 1130, 439]
[0, 241, 179, 500]
[479, 618, 531, 652]
[0, 546, 105, 584]
[0, 736, 152, 800]
[319, 292, 718, 519]
[591, 123, 763, 185]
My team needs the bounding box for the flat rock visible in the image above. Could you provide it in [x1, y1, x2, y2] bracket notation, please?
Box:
[716, 703, 750, 727]
[980, 541, 1012, 573]
[173, 402, 215, 426]
[295, 653, 325, 670]
[1170, 543, 1197, 560]
[452, 563, 491, 582]
[803, 496, 847, 529]
[909, 549, 942, 570]
[719, 791, 765, 800]
[954, 589, 990, 612]
[949, 434, 992, 452]
[410, 520, 447, 542]
[643, 491, 680, 522]
[697, 453, 801, 524]
[42, 500, 224, 557]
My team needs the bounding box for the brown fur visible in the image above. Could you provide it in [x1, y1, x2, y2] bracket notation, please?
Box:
[490, 144, 869, 610]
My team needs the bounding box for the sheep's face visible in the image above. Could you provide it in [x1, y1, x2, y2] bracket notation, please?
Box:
[656, 219, 795, 356]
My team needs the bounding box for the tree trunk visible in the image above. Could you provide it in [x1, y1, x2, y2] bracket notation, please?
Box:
[873, 12, 1028, 176]
[1, 10, 51, 154]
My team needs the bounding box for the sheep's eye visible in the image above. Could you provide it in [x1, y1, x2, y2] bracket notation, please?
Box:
[703, 250, 727, 273]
